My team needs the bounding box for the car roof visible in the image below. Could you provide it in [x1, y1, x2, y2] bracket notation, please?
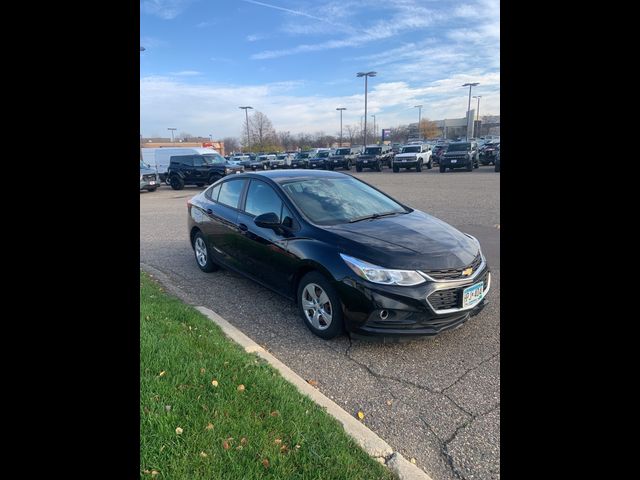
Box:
[229, 169, 351, 184]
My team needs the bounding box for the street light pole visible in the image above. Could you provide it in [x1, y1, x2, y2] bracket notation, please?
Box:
[168, 127, 177, 143]
[357, 71, 377, 146]
[371, 114, 376, 144]
[473, 95, 482, 137]
[414, 104, 423, 140]
[239, 106, 253, 152]
[462, 82, 479, 140]
[336, 107, 346, 147]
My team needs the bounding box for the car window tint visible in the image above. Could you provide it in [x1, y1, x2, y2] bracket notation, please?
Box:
[193, 156, 205, 166]
[245, 181, 282, 221]
[206, 183, 221, 201]
[217, 179, 246, 209]
[281, 204, 295, 228]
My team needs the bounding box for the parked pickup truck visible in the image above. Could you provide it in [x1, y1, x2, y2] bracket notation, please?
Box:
[355, 145, 393, 172]
[392, 144, 432, 172]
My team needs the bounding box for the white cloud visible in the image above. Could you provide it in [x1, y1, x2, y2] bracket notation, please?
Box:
[140, 74, 499, 139]
[141, 0, 194, 20]
[169, 70, 202, 76]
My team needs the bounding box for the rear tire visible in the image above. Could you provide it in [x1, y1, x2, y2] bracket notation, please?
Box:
[146, 187, 157, 192]
[356, 165, 362, 172]
[208, 174, 222, 185]
[466, 160, 473, 172]
[427, 159, 433, 169]
[416, 161, 422, 172]
[376, 161, 382, 172]
[495, 163, 500, 172]
[170, 175, 185, 190]
[393, 165, 399, 173]
[345, 161, 351, 171]
[297, 271, 344, 339]
[193, 231, 219, 273]
[196, 183, 205, 187]
[440, 165, 446, 173]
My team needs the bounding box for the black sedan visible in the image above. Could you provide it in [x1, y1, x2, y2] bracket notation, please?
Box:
[187, 170, 490, 339]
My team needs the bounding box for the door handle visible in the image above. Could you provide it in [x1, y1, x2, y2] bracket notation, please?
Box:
[206, 208, 213, 215]
[238, 223, 248, 232]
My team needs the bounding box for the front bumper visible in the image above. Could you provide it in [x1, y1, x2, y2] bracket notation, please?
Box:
[308, 161, 326, 169]
[394, 158, 418, 167]
[335, 265, 491, 337]
[442, 157, 470, 168]
[140, 178, 159, 190]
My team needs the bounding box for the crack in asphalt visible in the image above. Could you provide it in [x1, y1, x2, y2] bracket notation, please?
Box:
[440, 351, 500, 394]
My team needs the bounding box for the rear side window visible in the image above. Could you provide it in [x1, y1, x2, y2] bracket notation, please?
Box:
[171, 155, 192, 166]
[205, 183, 221, 201]
[217, 179, 246, 209]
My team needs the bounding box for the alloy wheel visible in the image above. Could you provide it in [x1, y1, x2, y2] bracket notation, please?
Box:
[195, 237, 207, 267]
[301, 283, 333, 330]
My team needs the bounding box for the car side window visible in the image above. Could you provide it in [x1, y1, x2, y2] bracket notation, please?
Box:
[281, 204, 296, 228]
[245, 180, 282, 221]
[193, 156, 205, 167]
[205, 183, 221, 201]
[217, 179, 246, 209]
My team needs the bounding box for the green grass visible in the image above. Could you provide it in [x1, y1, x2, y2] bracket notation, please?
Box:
[140, 271, 392, 479]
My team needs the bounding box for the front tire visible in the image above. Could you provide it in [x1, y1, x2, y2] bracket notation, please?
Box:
[193, 232, 219, 273]
[356, 165, 362, 172]
[440, 165, 446, 173]
[416, 160, 423, 172]
[297, 271, 344, 339]
[170, 175, 185, 190]
[146, 187, 157, 192]
[427, 159, 433, 169]
[345, 161, 352, 171]
[466, 159, 473, 172]
[393, 165, 399, 173]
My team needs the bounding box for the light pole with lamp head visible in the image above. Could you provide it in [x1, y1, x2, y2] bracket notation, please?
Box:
[239, 106, 253, 152]
[414, 104, 423, 141]
[357, 71, 377, 146]
[462, 82, 479, 140]
[336, 107, 346, 147]
[167, 128, 177, 143]
[472, 95, 482, 137]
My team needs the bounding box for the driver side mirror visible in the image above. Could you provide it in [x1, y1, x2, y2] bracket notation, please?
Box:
[254, 212, 280, 229]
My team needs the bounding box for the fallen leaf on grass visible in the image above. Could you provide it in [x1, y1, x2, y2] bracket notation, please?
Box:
[200, 368, 206, 374]
[241, 437, 248, 445]
[410, 458, 417, 464]
[199, 451, 208, 458]
[175, 427, 183, 435]
[270, 410, 280, 417]
[159, 371, 166, 377]
[237, 384, 245, 392]
[211, 379, 219, 387]
[205, 423, 214, 430]
[280, 444, 289, 454]
[357, 411, 365, 420]
[262, 459, 270, 469]
[274, 438, 282, 445]
[151, 470, 159, 476]
[295, 444, 301, 449]
[307, 379, 318, 387]
[222, 440, 230, 450]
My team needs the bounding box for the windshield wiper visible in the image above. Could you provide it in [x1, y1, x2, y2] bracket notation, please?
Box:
[349, 211, 406, 223]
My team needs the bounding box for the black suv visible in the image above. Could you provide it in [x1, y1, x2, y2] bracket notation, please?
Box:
[327, 147, 359, 170]
[440, 142, 479, 172]
[355, 145, 393, 172]
[290, 151, 313, 168]
[167, 153, 244, 190]
[307, 151, 331, 169]
[479, 142, 500, 165]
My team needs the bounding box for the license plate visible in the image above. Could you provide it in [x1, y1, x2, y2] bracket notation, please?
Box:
[363, 160, 368, 163]
[402, 159, 407, 162]
[334, 160, 338, 163]
[451, 159, 457, 163]
[462, 282, 484, 308]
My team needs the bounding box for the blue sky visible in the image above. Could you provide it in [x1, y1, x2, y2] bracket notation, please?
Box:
[140, 0, 499, 139]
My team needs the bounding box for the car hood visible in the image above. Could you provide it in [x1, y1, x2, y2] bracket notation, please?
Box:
[396, 152, 419, 157]
[325, 210, 479, 270]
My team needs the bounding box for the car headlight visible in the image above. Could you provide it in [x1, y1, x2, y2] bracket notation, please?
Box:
[340, 254, 426, 286]
[224, 168, 231, 174]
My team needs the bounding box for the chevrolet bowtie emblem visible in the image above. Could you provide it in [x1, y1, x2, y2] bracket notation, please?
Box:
[462, 267, 473, 276]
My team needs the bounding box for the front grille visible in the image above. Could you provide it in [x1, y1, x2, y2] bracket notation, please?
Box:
[424, 254, 482, 280]
[142, 174, 156, 181]
[427, 269, 490, 312]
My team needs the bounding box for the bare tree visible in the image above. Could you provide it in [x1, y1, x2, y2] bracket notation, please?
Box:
[389, 125, 410, 143]
[222, 136, 240, 153]
[419, 119, 440, 140]
[345, 125, 359, 146]
[250, 111, 277, 151]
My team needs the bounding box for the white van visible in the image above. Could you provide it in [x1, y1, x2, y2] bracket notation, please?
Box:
[141, 147, 218, 181]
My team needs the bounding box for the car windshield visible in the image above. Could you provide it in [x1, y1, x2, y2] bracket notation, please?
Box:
[334, 149, 350, 155]
[202, 153, 227, 164]
[281, 177, 407, 226]
[140, 161, 149, 169]
[316, 151, 330, 158]
[401, 146, 420, 153]
[447, 143, 471, 152]
[364, 147, 381, 155]
[298, 153, 311, 159]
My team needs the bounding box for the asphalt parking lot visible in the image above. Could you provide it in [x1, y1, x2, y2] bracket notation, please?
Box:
[140, 166, 500, 480]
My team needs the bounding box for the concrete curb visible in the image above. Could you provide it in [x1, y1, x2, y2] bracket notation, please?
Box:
[141, 264, 432, 480]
